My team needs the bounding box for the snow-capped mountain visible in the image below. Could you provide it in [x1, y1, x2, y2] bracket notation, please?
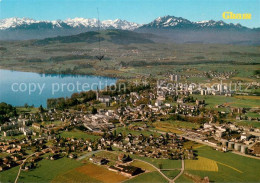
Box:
[195, 20, 245, 29]
[0, 17, 141, 30]
[0, 16, 257, 41]
[142, 16, 193, 28]
[139, 15, 248, 30]
[0, 17, 38, 30]
[101, 19, 140, 30]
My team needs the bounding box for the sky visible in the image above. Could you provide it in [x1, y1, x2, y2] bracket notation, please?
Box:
[0, 0, 259, 28]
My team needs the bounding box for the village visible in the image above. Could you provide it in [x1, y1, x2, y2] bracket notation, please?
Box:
[0, 75, 259, 182]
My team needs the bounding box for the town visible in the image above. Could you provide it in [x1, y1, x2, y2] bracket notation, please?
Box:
[0, 74, 259, 182]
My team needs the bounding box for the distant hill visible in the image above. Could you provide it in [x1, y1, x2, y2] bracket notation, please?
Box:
[34, 30, 154, 45]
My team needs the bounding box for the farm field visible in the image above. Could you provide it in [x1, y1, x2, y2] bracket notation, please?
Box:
[235, 120, 260, 129]
[52, 169, 101, 183]
[131, 155, 182, 170]
[185, 156, 218, 172]
[161, 170, 180, 179]
[183, 141, 204, 149]
[0, 158, 83, 183]
[52, 163, 128, 183]
[124, 171, 168, 183]
[130, 160, 157, 172]
[153, 120, 200, 133]
[184, 146, 260, 182]
[73, 163, 127, 183]
[191, 94, 260, 108]
[59, 130, 101, 140]
[175, 174, 194, 183]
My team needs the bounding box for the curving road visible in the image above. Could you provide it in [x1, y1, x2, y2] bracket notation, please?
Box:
[134, 159, 172, 182]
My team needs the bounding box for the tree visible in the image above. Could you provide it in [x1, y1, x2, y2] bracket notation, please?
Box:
[166, 132, 169, 140]
[39, 105, 44, 113]
[24, 103, 29, 108]
[91, 107, 97, 114]
[113, 130, 117, 137]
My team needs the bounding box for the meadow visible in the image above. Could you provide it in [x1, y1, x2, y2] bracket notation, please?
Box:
[52, 162, 128, 183]
[191, 94, 260, 109]
[0, 158, 83, 183]
[183, 146, 260, 182]
[130, 160, 157, 172]
[161, 170, 180, 179]
[59, 129, 101, 141]
[124, 171, 168, 183]
[131, 154, 182, 170]
[153, 120, 200, 134]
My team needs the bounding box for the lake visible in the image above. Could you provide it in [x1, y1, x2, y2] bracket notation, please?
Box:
[0, 69, 117, 107]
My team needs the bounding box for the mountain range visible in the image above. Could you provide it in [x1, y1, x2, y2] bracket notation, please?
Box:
[0, 15, 259, 44]
[0, 17, 140, 31]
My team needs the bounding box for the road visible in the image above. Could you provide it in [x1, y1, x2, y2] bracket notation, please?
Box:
[134, 159, 172, 182]
[14, 152, 38, 183]
[77, 150, 176, 183]
[77, 150, 101, 161]
[150, 129, 260, 160]
[172, 159, 184, 183]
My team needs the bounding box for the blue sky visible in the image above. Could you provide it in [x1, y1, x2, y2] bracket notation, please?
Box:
[0, 0, 259, 28]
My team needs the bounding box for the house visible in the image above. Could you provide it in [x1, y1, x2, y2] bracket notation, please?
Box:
[89, 157, 109, 165]
[155, 99, 162, 107]
[118, 154, 132, 163]
[240, 133, 252, 141]
[116, 165, 144, 176]
[98, 95, 111, 103]
[68, 154, 77, 159]
[32, 123, 41, 130]
[49, 154, 60, 160]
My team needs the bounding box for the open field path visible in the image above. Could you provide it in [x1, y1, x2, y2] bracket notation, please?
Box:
[14, 148, 51, 183]
[134, 159, 172, 182]
[172, 159, 184, 183]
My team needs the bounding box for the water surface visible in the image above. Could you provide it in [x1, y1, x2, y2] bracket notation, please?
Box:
[0, 69, 117, 107]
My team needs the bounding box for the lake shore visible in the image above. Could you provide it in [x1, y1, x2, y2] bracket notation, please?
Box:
[0, 69, 117, 107]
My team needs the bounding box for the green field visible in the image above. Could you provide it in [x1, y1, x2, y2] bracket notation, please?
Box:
[0, 158, 83, 183]
[161, 170, 180, 179]
[235, 120, 260, 129]
[0, 133, 26, 140]
[59, 130, 101, 140]
[125, 171, 168, 183]
[131, 155, 182, 170]
[153, 120, 200, 133]
[52, 169, 101, 183]
[192, 94, 260, 108]
[16, 106, 39, 113]
[184, 146, 260, 182]
[130, 160, 157, 172]
[175, 174, 194, 183]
